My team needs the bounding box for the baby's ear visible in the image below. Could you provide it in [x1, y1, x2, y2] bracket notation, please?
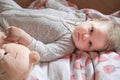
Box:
[86, 18, 95, 21]
[29, 51, 40, 64]
[100, 16, 110, 21]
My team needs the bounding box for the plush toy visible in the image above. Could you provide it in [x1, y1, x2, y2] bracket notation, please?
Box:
[0, 32, 6, 46]
[0, 35, 40, 80]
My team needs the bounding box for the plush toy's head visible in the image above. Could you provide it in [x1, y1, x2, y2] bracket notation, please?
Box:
[0, 32, 6, 46]
[0, 43, 40, 80]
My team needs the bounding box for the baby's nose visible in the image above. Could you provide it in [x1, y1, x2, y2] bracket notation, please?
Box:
[82, 33, 89, 41]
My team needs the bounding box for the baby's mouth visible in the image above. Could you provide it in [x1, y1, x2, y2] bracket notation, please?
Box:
[78, 32, 80, 41]
[15, 53, 18, 59]
[0, 51, 7, 61]
[1, 71, 6, 75]
[0, 55, 3, 61]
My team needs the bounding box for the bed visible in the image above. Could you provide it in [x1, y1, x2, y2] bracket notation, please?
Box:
[2, 0, 120, 80]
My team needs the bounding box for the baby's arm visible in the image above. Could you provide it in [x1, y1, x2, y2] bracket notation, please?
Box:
[33, 0, 48, 9]
[6, 27, 33, 46]
[27, 33, 75, 62]
[33, 0, 77, 12]
[45, 0, 77, 12]
[6, 27, 75, 62]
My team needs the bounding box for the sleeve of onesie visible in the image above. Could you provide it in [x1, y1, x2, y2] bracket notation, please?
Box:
[46, 0, 76, 13]
[28, 33, 75, 62]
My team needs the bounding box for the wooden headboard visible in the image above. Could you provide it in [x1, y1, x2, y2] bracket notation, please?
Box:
[14, 0, 120, 14]
[68, 0, 120, 14]
[14, 0, 34, 8]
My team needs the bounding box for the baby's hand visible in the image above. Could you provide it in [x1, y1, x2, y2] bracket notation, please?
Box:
[34, 0, 48, 9]
[6, 27, 33, 46]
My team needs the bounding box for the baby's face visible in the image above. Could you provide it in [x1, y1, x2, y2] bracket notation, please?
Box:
[0, 32, 6, 46]
[72, 20, 109, 51]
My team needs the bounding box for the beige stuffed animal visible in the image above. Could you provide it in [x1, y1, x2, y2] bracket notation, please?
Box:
[0, 32, 6, 46]
[0, 32, 40, 80]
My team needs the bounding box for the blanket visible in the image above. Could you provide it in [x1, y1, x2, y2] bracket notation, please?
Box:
[26, 51, 120, 80]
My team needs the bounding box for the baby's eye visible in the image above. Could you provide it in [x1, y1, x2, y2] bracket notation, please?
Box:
[4, 52, 8, 55]
[90, 26, 94, 33]
[88, 41, 92, 47]
[1, 71, 5, 75]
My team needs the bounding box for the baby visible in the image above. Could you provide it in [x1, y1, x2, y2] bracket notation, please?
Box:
[0, 0, 120, 63]
[6, 19, 120, 52]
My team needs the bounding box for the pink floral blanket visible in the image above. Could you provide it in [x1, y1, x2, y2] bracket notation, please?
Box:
[26, 51, 120, 80]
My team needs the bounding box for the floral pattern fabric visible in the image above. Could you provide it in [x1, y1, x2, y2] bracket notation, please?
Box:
[27, 51, 120, 80]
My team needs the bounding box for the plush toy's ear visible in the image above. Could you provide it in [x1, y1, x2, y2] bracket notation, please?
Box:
[29, 51, 40, 64]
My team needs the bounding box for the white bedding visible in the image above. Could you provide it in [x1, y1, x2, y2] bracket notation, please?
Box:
[26, 51, 120, 80]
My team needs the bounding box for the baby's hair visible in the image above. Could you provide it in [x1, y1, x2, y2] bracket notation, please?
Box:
[107, 21, 120, 51]
[96, 19, 120, 51]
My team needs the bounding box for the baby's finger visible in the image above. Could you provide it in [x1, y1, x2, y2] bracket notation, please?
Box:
[34, 1, 42, 9]
[6, 26, 14, 34]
